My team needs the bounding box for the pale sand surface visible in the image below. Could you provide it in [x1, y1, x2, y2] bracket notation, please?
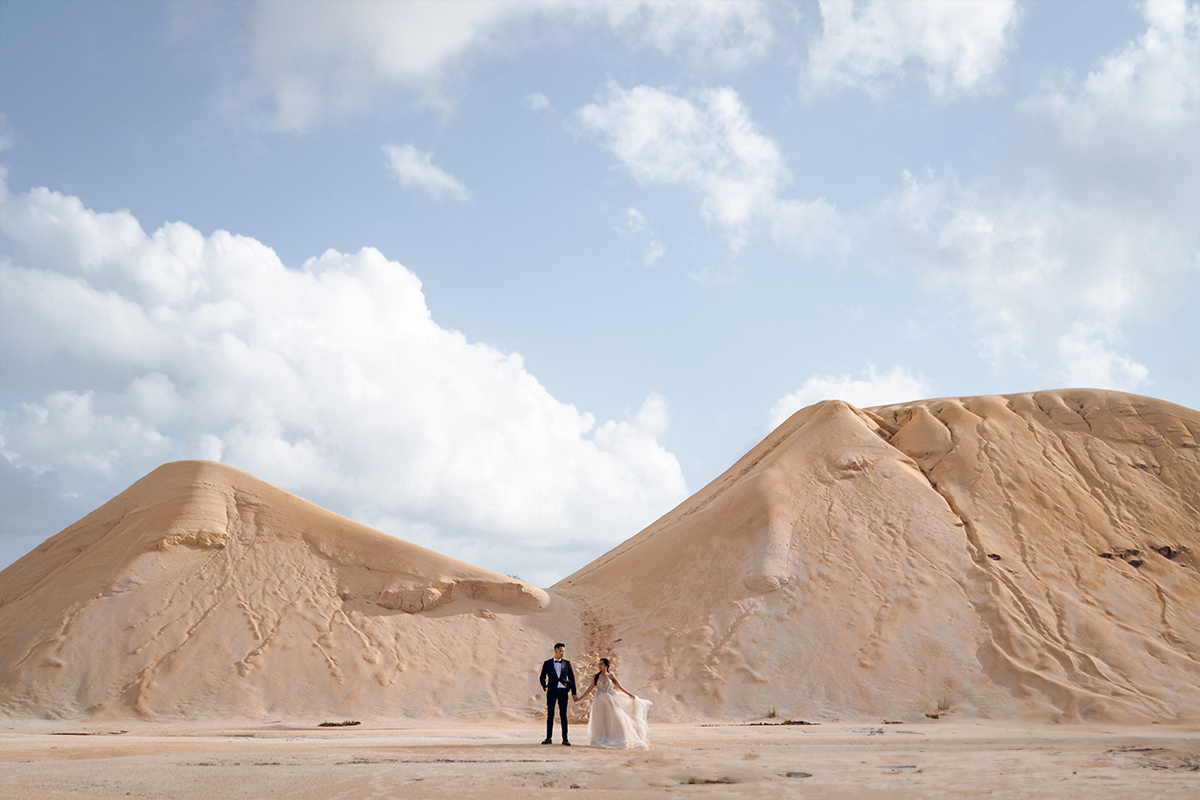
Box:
[2, 721, 1197, 799]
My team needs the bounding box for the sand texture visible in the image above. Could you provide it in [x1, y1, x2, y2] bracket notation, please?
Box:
[2, 721, 1198, 799]
[2, 388, 1198, 725]
[0, 460, 554, 721]
[559, 389, 1200, 722]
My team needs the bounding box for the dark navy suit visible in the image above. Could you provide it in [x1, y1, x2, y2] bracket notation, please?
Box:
[540, 658, 577, 741]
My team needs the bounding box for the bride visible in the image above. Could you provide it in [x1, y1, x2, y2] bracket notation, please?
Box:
[573, 658, 651, 750]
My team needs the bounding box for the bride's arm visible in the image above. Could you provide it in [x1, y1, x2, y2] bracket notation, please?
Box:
[611, 676, 635, 698]
[575, 683, 594, 702]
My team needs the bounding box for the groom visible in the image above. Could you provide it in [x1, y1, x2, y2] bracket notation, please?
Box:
[540, 642, 577, 745]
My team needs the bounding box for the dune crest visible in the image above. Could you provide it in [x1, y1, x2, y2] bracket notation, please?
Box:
[2, 389, 1198, 723]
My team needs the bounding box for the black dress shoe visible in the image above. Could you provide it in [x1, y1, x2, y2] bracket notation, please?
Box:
[562, 741, 571, 746]
[542, 738, 552, 744]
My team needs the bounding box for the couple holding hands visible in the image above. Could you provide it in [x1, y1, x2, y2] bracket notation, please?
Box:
[539, 643, 651, 750]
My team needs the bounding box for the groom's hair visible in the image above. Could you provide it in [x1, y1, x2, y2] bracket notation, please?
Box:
[554, 642, 565, 649]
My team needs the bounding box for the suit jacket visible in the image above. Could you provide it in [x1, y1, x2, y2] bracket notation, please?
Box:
[540, 658, 576, 695]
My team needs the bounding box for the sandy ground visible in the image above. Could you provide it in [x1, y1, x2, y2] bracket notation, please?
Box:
[2, 719, 1197, 799]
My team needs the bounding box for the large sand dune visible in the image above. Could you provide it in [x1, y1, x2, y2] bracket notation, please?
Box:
[558, 389, 1200, 722]
[2, 389, 1197, 723]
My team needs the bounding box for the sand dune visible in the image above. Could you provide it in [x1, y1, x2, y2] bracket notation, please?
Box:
[559, 389, 1200, 722]
[0, 461, 556, 721]
[1, 389, 1197, 723]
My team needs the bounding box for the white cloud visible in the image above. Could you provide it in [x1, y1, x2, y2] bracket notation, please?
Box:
[1047, 0, 1198, 136]
[579, 84, 781, 236]
[578, 83, 846, 254]
[809, 0, 1020, 95]
[178, 0, 771, 131]
[767, 365, 931, 430]
[893, 174, 1183, 384]
[1037, 0, 1200, 217]
[621, 207, 665, 266]
[524, 92, 550, 111]
[0, 181, 687, 586]
[601, 0, 772, 68]
[1056, 322, 1149, 391]
[890, 1, 1198, 389]
[383, 144, 470, 202]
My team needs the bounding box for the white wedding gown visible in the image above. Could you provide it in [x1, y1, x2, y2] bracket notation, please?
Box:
[587, 674, 652, 750]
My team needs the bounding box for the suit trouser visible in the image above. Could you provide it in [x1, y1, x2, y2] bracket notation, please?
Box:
[546, 687, 569, 740]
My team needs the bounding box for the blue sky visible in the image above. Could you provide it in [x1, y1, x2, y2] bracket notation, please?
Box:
[1, 0, 1197, 585]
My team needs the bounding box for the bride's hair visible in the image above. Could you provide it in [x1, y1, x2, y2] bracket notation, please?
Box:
[592, 657, 611, 686]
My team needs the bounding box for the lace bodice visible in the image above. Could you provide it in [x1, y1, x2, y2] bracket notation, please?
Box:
[596, 674, 615, 694]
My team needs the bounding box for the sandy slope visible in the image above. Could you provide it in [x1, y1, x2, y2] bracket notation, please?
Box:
[556, 389, 1200, 722]
[1, 389, 1197, 724]
[0, 461, 557, 720]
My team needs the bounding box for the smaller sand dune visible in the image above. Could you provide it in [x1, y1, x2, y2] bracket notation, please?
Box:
[0, 461, 559, 721]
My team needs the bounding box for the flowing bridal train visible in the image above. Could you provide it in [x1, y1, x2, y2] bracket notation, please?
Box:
[574, 658, 652, 750]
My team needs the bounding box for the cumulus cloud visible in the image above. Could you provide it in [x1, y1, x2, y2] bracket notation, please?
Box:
[808, 0, 1020, 95]
[384, 144, 471, 202]
[766, 365, 931, 430]
[1057, 322, 1150, 391]
[890, 0, 1198, 390]
[1037, 0, 1199, 216]
[178, 0, 771, 131]
[0, 181, 687, 585]
[1048, 0, 1197, 131]
[578, 83, 846, 254]
[894, 176, 1170, 371]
